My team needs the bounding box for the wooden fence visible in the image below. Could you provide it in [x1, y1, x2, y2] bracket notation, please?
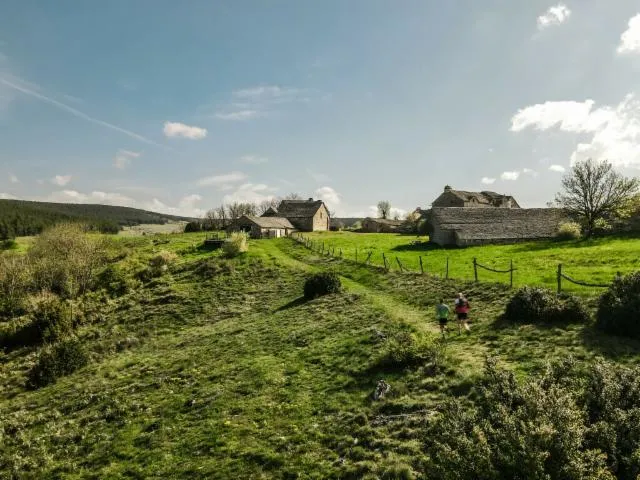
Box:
[292, 234, 616, 292]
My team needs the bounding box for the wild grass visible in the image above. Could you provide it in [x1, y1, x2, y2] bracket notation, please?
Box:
[302, 231, 640, 294]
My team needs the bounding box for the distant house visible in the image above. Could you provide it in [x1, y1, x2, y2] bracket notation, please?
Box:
[427, 207, 566, 247]
[230, 215, 295, 239]
[275, 198, 330, 232]
[361, 217, 403, 233]
[432, 186, 520, 209]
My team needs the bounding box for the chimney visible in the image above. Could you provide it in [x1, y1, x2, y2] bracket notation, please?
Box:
[308, 197, 313, 201]
[444, 185, 452, 192]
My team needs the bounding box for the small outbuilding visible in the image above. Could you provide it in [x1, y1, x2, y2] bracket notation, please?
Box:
[229, 215, 295, 239]
[361, 217, 404, 233]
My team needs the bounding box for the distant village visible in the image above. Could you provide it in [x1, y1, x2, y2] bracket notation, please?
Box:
[225, 185, 567, 247]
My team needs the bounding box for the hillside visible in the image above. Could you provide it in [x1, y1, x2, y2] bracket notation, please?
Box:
[0, 199, 195, 237]
[2, 232, 640, 478]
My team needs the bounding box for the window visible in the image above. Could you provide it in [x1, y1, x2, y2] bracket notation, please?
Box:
[320, 212, 323, 219]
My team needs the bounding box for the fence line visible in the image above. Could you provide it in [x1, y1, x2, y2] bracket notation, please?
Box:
[291, 234, 615, 292]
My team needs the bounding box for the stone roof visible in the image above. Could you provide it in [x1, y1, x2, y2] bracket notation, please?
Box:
[261, 207, 279, 217]
[431, 207, 566, 241]
[277, 199, 326, 218]
[445, 189, 517, 206]
[240, 215, 295, 229]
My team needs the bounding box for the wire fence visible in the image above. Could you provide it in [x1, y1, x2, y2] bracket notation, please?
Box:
[292, 233, 617, 293]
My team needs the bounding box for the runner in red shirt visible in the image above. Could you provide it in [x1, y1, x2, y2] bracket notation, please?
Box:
[454, 292, 471, 335]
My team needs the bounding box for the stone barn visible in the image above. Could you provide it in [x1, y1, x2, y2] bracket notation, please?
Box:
[361, 217, 403, 233]
[427, 207, 567, 247]
[432, 186, 520, 208]
[230, 215, 295, 239]
[275, 198, 330, 232]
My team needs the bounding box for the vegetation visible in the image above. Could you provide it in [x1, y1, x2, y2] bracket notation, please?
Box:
[303, 271, 342, 299]
[300, 231, 640, 293]
[555, 159, 640, 237]
[1, 231, 640, 478]
[377, 200, 392, 219]
[0, 199, 192, 237]
[502, 286, 590, 325]
[223, 232, 249, 257]
[557, 221, 583, 240]
[596, 271, 640, 339]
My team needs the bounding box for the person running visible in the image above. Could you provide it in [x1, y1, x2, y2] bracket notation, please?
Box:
[454, 292, 471, 334]
[436, 299, 450, 336]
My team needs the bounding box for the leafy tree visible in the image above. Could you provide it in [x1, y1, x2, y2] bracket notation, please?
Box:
[377, 201, 391, 219]
[555, 159, 640, 237]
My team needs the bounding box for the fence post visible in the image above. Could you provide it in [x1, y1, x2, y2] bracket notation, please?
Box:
[557, 263, 562, 294]
[355, 247, 358, 263]
[473, 258, 478, 282]
[396, 257, 403, 272]
[510, 259, 513, 288]
[383, 253, 388, 270]
[419, 256, 424, 274]
[446, 257, 449, 279]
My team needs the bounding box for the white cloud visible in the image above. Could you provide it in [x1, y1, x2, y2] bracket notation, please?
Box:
[214, 110, 261, 121]
[223, 183, 278, 204]
[113, 149, 141, 169]
[617, 14, 640, 54]
[46, 190, 134, 205]
[51, 175, 72, 186]
[315, 186, 341, 210]
[510, 100, 613, 133]
[500, 171, 520, 180]
[240, 155, 268, 165]
[9, 173, 18, 183]
[512, 94, 640, 169]
[197, 171, 247, 187]
[163, 121, 207, 139]
[481, 177, 496, 185]
[0, 76, 163, 147]
[522, 168, 539, 177]
[537, 4, 571, 30]
[179, 194, 202, 209]
[0, 192, 16, 199]
[549, 164, 566, 172]
[308, 169, 331, 183]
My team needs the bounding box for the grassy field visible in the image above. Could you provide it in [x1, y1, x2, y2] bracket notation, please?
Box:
[2, 232, 640, 478]
[300, 231, 640, 294]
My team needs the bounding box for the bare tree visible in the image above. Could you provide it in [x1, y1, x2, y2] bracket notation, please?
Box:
[377, 201, 391, 219]
[555, 159, 640, 237]
[285, 193, 302, 200]
[257, 198, 281, 215]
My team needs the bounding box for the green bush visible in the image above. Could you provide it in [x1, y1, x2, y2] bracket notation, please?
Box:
[377, 332, 445, 370]
[0, 253, 30, 318]
[96, 265, 130, 297]
[31, 294, 74, 344]
[596, 271, 640, 339]
[223, 232, 249, 258]
[0, 239, 18, 250]
[502, 286, 590, 325]
[27, 338, 88, 389]
[556, 221, 582, 240]
[423, 357, 640, 479]
[303, 271, 341, 299]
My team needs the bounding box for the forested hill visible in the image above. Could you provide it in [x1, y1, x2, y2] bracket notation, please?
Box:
[0, 199, 195, 238]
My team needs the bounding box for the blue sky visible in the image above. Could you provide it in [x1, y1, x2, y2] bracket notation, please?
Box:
[2, 0, 640, 218]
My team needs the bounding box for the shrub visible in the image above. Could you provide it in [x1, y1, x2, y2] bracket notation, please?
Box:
[149, 250, 178, 269]
[377, 332, 445, 370]
[596, 271, 640, 339]
[30, 293, 74, 344]
[27, 338, 88, 389]
[0, 239, 18, 250]
[502, 286, 590, 325]
[0, 253, 30, 318]
[223, 232, 248, 258]
[303, 271, 341, 299]
[96, 265, 130, 297]
[556, 221, 582, 240]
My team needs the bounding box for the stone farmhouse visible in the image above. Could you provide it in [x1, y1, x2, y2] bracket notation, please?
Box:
[361, 217, 403, 233]
[422, 186, 566, 247]
[229, 198, 330, 239]
[432, 185, 520, 208]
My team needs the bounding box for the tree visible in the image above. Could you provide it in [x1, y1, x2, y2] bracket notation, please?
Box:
[285, 193, 302, 200]
[257, 198, 281, 215]
[377, 201, 391, 219]
[555, 159, 640, 237]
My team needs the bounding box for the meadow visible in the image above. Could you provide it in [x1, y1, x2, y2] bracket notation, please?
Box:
[2, 231, 640, 478]
[301, 231, 640, 293]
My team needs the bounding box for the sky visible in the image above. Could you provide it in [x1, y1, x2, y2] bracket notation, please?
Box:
[2, 0, 640, 218]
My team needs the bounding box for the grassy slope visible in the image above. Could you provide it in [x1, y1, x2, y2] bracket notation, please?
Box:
[2, 233, 640, 478]
[302, 231, 640, 293]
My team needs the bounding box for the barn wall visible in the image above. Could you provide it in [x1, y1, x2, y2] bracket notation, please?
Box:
[312, 205, 330, 231]
[430, 225, 455, 246]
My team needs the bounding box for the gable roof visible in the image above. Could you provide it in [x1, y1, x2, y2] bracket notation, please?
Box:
[431, 207, 565, 241]
[261, 207, 279, 217]
[239, 215, 294, 229]
[445, 189, 515, 205]
[277, 199, 327, 218]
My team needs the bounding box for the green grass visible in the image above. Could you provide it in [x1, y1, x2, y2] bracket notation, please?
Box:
[2, 233, 640, 478]
[301, 231, 640, 294]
